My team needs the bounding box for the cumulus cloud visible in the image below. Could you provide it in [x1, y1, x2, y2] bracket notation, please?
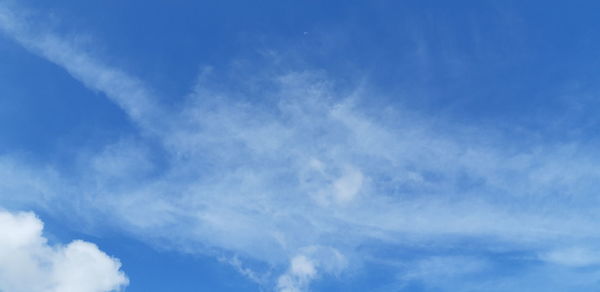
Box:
[0, 210, 128, 292]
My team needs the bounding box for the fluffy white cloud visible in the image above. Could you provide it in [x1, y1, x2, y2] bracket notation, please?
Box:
[0, 210, 128, 292]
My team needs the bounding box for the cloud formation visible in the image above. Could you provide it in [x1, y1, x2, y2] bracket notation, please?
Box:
[276, 247, 346, 292]
[3, 1, 600, 291]
[0, 210, 128, 292]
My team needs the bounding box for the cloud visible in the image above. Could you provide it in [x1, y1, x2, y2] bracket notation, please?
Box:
[277, 255, 317, 292]
[0, 1, 163, 129]
[4, 2, 600, 291]
[0, 210, 128, 292]
[542, 247, 600, 268]
[395, 255, 489, 289]
[277, 247, 346, 292]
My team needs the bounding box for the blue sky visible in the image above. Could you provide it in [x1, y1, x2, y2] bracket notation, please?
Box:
[2, 1, 600, 291]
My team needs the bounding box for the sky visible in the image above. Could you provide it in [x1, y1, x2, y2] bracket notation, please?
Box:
[2, 1, 600, 291]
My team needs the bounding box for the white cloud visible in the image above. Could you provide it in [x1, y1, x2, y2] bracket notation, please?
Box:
[332, 166, 363, 204]
[542, 247, 600, 267]
[0, 156, 59, 209]
[400, 256, 488, 284]
[277, 255, 317, 292]
[5, 2, 600, 290]
[276, 247, 346, 292]
[0, 1, 162, 129]
[0, 210, 128, 292]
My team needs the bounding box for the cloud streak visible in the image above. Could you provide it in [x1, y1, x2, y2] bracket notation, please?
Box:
[0, 1, 163, 130]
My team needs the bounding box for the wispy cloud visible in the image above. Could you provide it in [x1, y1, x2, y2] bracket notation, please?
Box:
[3, 2, 600, 291]
[0, 1, 163, 130]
